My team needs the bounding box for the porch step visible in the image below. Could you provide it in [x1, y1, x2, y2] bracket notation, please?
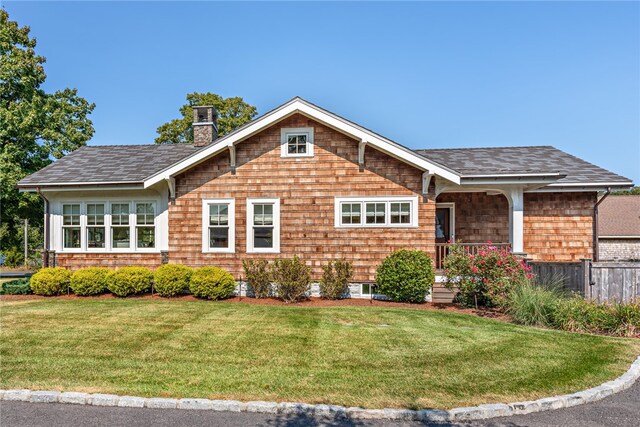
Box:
[432, 282, 456, 304]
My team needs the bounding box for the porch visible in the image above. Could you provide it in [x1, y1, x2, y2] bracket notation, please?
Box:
[435, 242, 511, 270]
[433, 190, 520, 270]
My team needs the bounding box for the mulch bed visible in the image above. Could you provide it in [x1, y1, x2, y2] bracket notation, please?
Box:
[0, 293, 509, 321]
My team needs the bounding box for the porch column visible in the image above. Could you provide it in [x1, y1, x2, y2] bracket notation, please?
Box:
[506, 187, 524, 254]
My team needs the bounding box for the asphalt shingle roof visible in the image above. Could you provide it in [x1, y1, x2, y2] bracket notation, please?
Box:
[414, 146, 631, 184]
[598, 196, 640, 237]
[17, 144, 198, 186]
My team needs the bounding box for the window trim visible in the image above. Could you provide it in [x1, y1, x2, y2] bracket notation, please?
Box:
[334, 196, 419, 228]
[280, 127, 314, 158]
[201, 198, 235, 254]
[246, 198, 280, 253]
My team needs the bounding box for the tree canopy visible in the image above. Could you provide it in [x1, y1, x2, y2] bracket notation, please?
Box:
[612, 186, 640, 196]
[155, 93, 257, 144]
[0, 9, 95, 264]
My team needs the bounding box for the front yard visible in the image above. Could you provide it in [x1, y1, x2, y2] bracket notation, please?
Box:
[1, 298, 638, 409]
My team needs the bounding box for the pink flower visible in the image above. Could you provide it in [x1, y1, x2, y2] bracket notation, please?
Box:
[487, 240, 493, 245]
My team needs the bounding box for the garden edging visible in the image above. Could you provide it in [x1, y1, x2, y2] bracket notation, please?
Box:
[1, 355, 639, 421]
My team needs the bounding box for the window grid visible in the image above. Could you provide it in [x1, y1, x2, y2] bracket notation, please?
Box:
[86, 203, 105, 249]
[365, 203, 386, 224]
[287, 134, 307, 155]
[62, 204, 81, 249]
[253, 203, 274, 249]
[341, 203, 361, 225]
[135, 203, 155, 249]
[208, 203, 230, 249]
[111, 203, 131, 249]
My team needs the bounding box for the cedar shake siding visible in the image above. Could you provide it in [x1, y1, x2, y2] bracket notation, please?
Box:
[524, 192, 595, 261]
[436, 192, 510, 244]
[169, 114, 436, 282]
[55, 253, 163, 270]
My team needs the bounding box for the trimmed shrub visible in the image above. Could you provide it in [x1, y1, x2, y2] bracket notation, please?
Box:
[1, 278, 32, 295]
[242, 259, 272, 298]
[272, 256, 311, 303]
[189, 267, 236, 300]
[154, 264, 192, 297]
[107, 267, 153, 297]
[30, 267, 71, 296]
[375, 250, 434, 303]
[70, 267, 110, 296]
[320, 259, 353, 299]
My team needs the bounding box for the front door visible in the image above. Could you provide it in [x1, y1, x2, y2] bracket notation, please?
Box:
[435, 207, 451, 243]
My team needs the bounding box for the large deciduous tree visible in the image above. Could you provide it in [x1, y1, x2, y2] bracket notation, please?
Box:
[155, 93, 257, 144]
[0, 10, 95, 264]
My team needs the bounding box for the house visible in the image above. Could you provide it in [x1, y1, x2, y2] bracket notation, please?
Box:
[597, 195, 640, 261]
[17, 97, 633, 296]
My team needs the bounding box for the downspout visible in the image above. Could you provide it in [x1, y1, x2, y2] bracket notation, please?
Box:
[36, 187, 51, 267]
[593, 187, 611, 262]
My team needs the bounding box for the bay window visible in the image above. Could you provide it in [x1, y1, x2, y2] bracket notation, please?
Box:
[57, 200, 159, 252]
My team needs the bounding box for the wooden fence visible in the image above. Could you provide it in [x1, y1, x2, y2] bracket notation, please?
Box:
[528, 260, 640, 303]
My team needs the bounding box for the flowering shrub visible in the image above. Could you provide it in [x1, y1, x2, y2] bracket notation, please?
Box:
[443, 242, 533, 308]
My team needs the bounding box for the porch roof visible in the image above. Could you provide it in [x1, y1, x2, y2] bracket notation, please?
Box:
[414, 146, 632, 187]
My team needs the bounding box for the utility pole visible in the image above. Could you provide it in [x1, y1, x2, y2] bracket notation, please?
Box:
[24, 219, 28, 267]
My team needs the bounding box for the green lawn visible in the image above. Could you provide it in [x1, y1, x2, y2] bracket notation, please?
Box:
[1, 299, 638, 409]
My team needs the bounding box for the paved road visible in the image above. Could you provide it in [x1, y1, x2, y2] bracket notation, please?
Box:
[2, 381, 639, 427]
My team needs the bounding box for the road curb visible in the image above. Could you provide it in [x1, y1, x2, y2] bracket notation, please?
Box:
[1, 355, 639, 421]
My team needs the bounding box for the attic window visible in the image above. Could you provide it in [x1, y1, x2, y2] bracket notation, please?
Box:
[281, 127, 314, 158]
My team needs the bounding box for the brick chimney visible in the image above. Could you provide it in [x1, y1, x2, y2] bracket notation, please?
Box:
[192, 106, 218, 147]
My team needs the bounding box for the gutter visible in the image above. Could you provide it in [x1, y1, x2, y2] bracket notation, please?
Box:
[593, 187, 611, 262]
[36, 188, 51, 268]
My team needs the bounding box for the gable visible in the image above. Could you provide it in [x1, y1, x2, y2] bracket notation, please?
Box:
[174, 114, 425, 196]
[144, 97, 461, 188]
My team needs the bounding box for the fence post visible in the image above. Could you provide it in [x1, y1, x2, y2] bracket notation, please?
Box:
[580, 258, 592, 299]
[24, 219, 28, 266]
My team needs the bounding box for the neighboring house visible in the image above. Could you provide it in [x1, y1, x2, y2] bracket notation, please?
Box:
[598, 195, 640, 261]
[17, 97, 633, 293]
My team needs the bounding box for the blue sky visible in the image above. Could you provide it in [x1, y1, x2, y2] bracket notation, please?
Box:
[5, 1, 639, 183]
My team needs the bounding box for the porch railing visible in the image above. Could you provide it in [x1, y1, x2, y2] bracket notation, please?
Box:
[435, 242, 511, 270]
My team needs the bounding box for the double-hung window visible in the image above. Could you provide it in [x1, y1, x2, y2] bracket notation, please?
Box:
[111, 203, 130, 249]
[335, 196, 418, 228]
[62, 204, 81, 249]
[202, 199, 235, 253]
[86, 203, 105, 248]
[247, 198, 280, 253]
[136, 202, 155, 249]
[280, 127, 314, 158]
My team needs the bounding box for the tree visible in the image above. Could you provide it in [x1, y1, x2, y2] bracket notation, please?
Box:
[155, 93, 257, 144]
[612, 186, 640, 196]
[0, 9, 95, 264]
